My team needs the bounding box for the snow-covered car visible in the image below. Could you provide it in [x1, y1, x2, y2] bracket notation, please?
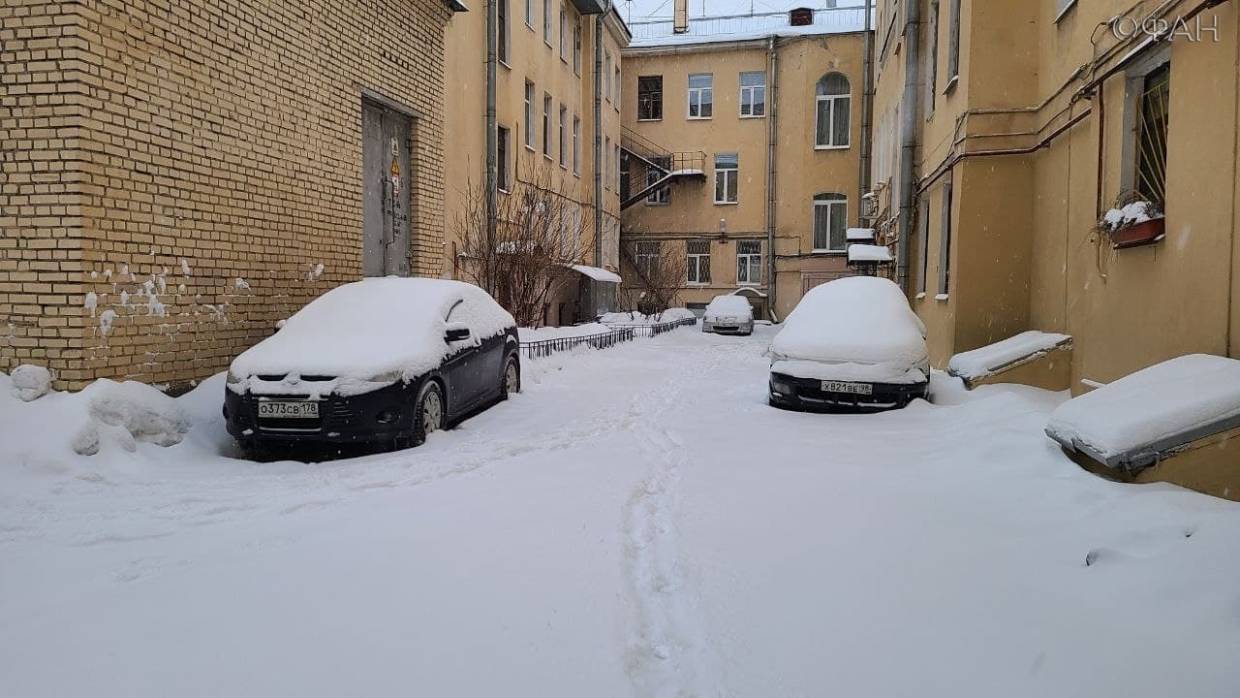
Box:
[768, 276, 929, 412]
[223, 278, 520, 452]
[702, 294, 755, 336]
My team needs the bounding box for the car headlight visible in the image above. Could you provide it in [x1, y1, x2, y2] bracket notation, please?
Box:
[367, 370, 403, 383]
[226, 369, 244, 385]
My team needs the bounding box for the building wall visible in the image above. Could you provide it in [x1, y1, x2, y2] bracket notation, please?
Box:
[621, 32, 868, 319]
[442, 0, 627, 323]
[1, 0, 452, 389]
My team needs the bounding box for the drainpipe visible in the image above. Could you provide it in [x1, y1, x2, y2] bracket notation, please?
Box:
[859, 0, 874, 214]
[485, 0, 498, 290]
[765, 36, 779, 320]
[593, 7, 608, 268]
[896, 0, 921, 294]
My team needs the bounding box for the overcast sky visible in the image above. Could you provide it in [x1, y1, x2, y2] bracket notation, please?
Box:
[619, 0, 865, 24]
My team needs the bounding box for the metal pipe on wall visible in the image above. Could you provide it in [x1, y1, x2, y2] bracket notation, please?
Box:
[896, 0, 921, 294]
[485, 0, 498, 286]
[593, 8, 607, 268]
[859, 0, 875, 215]
[765, 36, 779, 321]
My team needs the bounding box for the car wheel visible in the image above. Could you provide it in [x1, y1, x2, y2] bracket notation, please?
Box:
[499, 355, 520, 400]
[412, 380, 445, 446]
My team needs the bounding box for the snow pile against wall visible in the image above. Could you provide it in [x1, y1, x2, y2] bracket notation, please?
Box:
[229, 278, 514, 389]
[948, 331, 1073, 381]
[704, 295, 753, 320]
[600, 308, 697, 325]
[1046, 354, 1240, 467]
[9, 365, 52, 402]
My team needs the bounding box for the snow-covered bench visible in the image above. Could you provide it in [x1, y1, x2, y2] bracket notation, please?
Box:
[1045, 354, 1240, 500]
[947, 331, 1073, 390]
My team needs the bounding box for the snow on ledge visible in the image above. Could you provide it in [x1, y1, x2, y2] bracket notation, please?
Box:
[1045, 354, 1240, 469]
[948, 331, 1072, 381]
[847, 244, 893, 263]
[569, 264, 622, 284]
[846, 228, 876, 242]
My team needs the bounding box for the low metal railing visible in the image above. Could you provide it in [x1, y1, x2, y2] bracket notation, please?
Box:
[605, 317, 699, 338]
[519, 327, 636, 359]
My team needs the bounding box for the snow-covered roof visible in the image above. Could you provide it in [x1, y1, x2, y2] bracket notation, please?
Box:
[627, 5, 869, 49]
[948, 331, 1073, 381]
[230, 278, 514, 390]
[846, 228, 876, 242]
[1045, 354, 1240, 469]
[772, 277, 927, 379]
[847, 244, 893, 263]
[570, 264, 622, 284]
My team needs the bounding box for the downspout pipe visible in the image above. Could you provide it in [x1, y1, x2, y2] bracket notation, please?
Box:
[594, 6, 608, 268]
[765, 36, 779, 321]
[896, 0, 921, 294]
[859, 0, 874, 213]
[485, 0, 498, 291]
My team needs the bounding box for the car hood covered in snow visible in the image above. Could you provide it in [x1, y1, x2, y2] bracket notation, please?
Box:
[704, 295, 754, 322]
[770, 276, 928, 382]
[229, 278, 514, 393]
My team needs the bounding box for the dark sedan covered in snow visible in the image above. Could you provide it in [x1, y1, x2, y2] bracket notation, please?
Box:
[224, 278, 520, 453]
[768, 276, 929, 412]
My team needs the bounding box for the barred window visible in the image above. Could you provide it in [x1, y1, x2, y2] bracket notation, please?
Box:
[737, 240, 762, 284]
[687, 240, 711, 284]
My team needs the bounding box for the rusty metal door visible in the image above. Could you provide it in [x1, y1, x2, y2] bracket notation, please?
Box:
[362, 99, 412, 277]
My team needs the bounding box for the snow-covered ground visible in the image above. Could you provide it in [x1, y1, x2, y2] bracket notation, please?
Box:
[3, 326, 1240, 697]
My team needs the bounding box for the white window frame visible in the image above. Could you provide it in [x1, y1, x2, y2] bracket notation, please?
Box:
[558, 104, 567, 168]
[714, 153, 738, 204]
[523, 80, 536, 150]
[572, 114, 580, 176]
[687, 73, 713, 120]
[917, 194, 930, 296]
[604, 136, 611, 190]
[573, 21, 581, 75]
[938, 180, 953, 296]
[525, 0, 534, 28]
[559, 6, 568, 60]
[815, 74, 852, 150]
[812, 193, 848, 252]
[739, 71, 766, 118]
[542, 92, 552, 159]
[638, 75, 663, 121]
[736, 240, 762, 285]
[614, 65, 621, 107]
[543, 0, 552, 45]
[635, 241, 661, 278]
[686, 240, 711, 285]
[946, 0, 961, 87]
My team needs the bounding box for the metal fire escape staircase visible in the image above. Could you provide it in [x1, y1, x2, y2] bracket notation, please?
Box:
[620, 127, 706, 210]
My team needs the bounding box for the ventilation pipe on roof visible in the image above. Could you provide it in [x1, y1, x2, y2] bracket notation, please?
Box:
[673, 0, 688, 33]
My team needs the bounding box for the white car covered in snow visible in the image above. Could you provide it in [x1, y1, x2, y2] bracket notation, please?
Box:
[701, 294, 755, 336]
[224, 278, 520, 453]
[768, 276, 929, 412]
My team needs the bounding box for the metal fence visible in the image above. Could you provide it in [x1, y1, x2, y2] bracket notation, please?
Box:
[518, 318, 698, 359]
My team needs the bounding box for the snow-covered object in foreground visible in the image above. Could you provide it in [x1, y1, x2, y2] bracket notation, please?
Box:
[703, 295, 753, 322]
[948, 331, 1072, 381]
[10, 364, 52, 402]
[847, 244, 893, 263]
[1046, 354, 1240, 469]
[229, 278, 515, 396]
[85, 379, 190, 448]
[771, 276, 928, 384]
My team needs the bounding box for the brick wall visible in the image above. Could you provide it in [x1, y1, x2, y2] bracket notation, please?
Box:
[1, 0, 450, 390]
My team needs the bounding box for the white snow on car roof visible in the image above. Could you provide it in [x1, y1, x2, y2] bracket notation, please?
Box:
[230, 277, 514, 382]
[1046, 354, 1240, 466]
[948, 331, 1072, 381]
[705, 294, 753, 318]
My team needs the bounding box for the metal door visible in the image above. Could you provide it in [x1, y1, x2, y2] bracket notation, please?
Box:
[362, 99, 412, 277]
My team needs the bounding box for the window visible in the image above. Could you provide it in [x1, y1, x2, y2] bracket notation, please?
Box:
[815, 73, 851, 148]
[614, 66, 621, 106]
[560, 7, 568, 59]
[620, 151, 630, 198]
[926, 1, 939, 116]
[638, 76, 663, 120]
[917, 195, 930, 295]
[525, 0, 533, 27]
[524, 81, 536, 149]
[543, 0, 551, 43]
[558, 105, 567, 167]
[497, 125, 511, 191]
[614, 143, 621, 189]
[938, 181, 953, 295]
[687, 240, 711, 284]
[947, 0, 961, 84]
[737, 240, 761, 285]
[688, 73, 713, 119]
[635, 241, 661, 278]
[604, 53, 612, 103]
[572, 115, 580, 175]
[647, 155, 670, 205]
[714, 153, 738, 204]
[498, 0, 509, 63]
[542, 93, 552, 158]
[740, 71, 766, 117]
[604, 136, 611, 189]
[573, 21, 581, 75]
[812, 193, 847, 251]
[1135, 63, 1169, 208]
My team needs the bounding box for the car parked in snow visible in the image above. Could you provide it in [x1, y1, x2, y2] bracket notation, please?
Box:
[702, 294, 755, 336]
[768, 276, 929, 412]
[223, 278, 520, 453]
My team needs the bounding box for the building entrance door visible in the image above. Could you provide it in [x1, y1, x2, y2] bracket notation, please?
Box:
[362, 99, 412, 277]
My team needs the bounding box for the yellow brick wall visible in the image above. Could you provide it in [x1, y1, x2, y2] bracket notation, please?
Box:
[1, 0, 451, 390]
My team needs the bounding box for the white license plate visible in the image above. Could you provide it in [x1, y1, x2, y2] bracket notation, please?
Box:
[822, 380, 873, 395]
[258, 400, 320, 419]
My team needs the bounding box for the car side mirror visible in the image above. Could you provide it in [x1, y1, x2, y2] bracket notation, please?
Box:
[445, 323, 471, 343]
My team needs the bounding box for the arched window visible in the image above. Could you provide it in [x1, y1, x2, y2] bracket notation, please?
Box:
[812, 193, 848, 252]
[815, 73, 851, 149]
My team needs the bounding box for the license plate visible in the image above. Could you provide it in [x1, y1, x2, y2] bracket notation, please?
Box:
[822, 380, 873, 396]
[258, 400, 320, 419]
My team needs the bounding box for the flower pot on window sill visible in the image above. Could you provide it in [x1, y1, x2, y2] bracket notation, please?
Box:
[1108, 216, 1165, 249]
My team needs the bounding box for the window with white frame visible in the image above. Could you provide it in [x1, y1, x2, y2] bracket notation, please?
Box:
[604, 136, 611, 189]
[542, 92, 552, 157]
[524, 81, 535, 148]
[737, 240, 761, 284]
[604, 53, 612, 102]
[614, 66, 621, 106]
[614, 143, 621, 189]
[688, 73, 713, 119]
[918, 194, 930, 295]
[525, 0, 533, 27]
[812, 193, 847, 251]
[497, 125, 511, 191]
[714, 153, 738, 204]
[739, 71, 766, 117]
[543, 0, 551, 43]
[498, 0, 509, 63]
[558, 105, 567, 167]
[638, 76, 663, 120]
[815, 73, 851, 148]
[647, 155, 670, 205]
[573, 21, 581, 75]
[926, 1, 939, 116]
[572, 115, 580, 175]
[1134, 63, 1169, 208]
[635, 241, 661, 278]
[939, 181, 953, 295]
[687, 240, 711, 284]
[560, 6, 568, 59]
[947, 0, 961, 84]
